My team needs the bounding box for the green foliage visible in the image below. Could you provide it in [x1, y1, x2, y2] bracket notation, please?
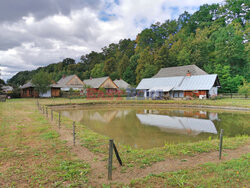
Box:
[91, 63, 106, 78]
[238, 81, 250, 98]
[32, 71, 52, 94]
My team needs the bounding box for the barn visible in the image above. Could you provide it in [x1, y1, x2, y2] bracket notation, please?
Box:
[57, 75, 85, 91]
[84, 76, 118, 92]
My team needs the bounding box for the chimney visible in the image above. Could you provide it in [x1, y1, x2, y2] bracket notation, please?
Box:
[90, 77, 92, 80]
[186, 70, 191, 77]
[63, 75, 66, 79]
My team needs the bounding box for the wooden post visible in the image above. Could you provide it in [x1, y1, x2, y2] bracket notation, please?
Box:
[108, 139, 114, 180]
[51, 109, 53, 121]
[58, 112, 61, 129]
[42, 106, 44, 114]
[73, 121, 76, 146]
[219, 129, 224, 160]
[46, 107, 48, 118]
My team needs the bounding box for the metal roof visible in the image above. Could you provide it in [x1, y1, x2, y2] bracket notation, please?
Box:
[136, 74, 218, 91]
[174, 74, 218, 91]
[114, 79, 130, 89]
[83, 76, 109, 88]
[153, 65, 208, 78]
[136, 76, 184, 90]
[20, 81, 33, 89]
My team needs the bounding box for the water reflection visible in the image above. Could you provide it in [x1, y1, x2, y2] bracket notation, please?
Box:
[58, 107, 249, 149]
[136, 114, 217, 136]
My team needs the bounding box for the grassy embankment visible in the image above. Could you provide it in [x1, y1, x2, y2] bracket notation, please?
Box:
[36, 97, 250, 108]
[0, 99, 90, 187]
[127, 153, 250, 187]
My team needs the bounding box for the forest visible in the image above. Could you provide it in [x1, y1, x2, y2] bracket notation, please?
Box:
[7, 0, 249, 93]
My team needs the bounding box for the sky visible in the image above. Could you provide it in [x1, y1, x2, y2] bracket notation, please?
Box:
[0, 0, 224, 81]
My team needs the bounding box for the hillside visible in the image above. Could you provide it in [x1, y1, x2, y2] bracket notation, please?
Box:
[8, 0, 249, 93]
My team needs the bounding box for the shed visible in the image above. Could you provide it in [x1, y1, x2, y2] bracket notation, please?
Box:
[57, 75, 84, 91]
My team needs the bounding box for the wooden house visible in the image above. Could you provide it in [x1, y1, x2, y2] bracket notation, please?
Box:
[84, 76, 118, 93]
[57, 75, 85, 91]
[20, 81, 61, 98]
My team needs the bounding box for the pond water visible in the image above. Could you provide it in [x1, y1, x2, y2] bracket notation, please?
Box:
[57, 106, 250, 149]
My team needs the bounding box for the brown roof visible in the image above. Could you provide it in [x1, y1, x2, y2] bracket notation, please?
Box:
[153, 65, 208, 78]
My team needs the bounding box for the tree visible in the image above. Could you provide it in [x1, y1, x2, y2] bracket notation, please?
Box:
[91, 63, 106, 78]
[118, 55, 129, 77]
[238, 80, 250, 98]
[32, 71, 52, 94]
[103, 57, 116, 75]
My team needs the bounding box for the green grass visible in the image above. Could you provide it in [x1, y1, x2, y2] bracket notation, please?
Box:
[129, 153, 250, 187]
[0, 99, 90, 187]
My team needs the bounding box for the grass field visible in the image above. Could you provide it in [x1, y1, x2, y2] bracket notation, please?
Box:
[0, 98, 249, 187]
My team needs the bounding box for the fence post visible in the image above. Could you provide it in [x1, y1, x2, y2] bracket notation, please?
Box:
[51, 109, 53, 121]
[58, 112, 61, 129]
[73, 121, 76, 145]
[46, 107, 48, 118]
[108, 139, 114, 180]
[42, 106, 44, 114]
[219, 129, 224, 160]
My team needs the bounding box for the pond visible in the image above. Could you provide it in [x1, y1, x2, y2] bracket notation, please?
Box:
[57, 106, 250, 149]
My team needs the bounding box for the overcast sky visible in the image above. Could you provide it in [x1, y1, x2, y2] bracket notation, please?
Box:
[0, 0, 224, 81]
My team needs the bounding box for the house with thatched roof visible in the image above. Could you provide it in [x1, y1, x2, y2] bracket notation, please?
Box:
[57, 75, 84, 91]
[114, 79, 131, 89]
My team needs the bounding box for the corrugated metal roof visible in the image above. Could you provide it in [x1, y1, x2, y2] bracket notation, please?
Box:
[153, 65, 208, 78]
[84, 76, 109, 88]
[174, 74, 218, 91]
[114, 79, 130, 89]
[136, 76, 184, 90]
[136, 74, 218, 91]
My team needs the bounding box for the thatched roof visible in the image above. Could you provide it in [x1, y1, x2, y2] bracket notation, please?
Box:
[84, 76, 110, 88]
[114, 79, 130, 89]
[153, 65, 208, 78]
[57, 75, 84, 88]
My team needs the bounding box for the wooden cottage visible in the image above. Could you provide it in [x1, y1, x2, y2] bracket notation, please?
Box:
[57, 75, 85, 91]
[20, 81, 61, 98]
[84, 76, 118, 92]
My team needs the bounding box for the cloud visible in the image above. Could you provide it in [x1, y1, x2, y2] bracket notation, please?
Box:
[0, 0, 224, 81]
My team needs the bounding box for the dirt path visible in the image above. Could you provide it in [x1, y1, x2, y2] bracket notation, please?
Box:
[49, 115, 250, 186]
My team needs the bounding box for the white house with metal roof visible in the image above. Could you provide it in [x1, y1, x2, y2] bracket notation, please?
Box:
[136, 74, 220, 99]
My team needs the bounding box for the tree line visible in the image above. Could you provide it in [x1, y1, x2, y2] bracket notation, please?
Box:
[7, 0, 249, 93]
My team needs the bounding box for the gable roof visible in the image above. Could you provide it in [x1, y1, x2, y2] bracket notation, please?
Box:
[136, 74, 219, 91]
[57, 75, 84, 88]
[84, 76, 110, 88]
[20, 80, 61, 89]
[114, 79, 131, 89]
[153, 65, 208, 78]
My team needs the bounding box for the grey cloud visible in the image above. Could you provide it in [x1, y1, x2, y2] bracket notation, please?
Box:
[0, 0, 101, 23]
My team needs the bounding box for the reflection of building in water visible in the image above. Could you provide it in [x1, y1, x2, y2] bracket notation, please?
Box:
[61, 109, 132, 123]
[136, 114, 217, 136]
